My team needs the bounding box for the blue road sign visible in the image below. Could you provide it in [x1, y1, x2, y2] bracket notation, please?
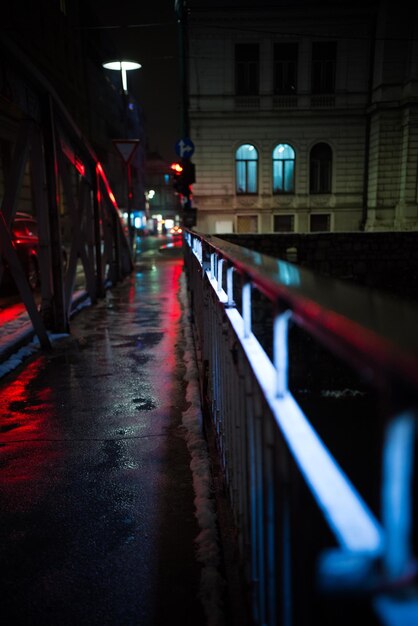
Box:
[175, 138, 195, 159]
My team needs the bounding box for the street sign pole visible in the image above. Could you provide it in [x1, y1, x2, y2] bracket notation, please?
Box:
[112, 140, 140, 252]
[127, 161, 134, 248]
[175, 137, 195, 211]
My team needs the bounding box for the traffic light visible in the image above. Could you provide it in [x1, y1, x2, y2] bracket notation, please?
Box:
[182, 160, 195, 188]
[170, 162, 184, 194]
[170, 160, 196, 197]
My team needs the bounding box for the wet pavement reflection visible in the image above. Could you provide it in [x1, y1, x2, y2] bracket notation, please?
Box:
[0, 238, 205, 625]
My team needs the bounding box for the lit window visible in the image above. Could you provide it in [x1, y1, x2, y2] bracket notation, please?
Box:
[273, 144, 295, 193]
[236, 144, 258, 194]
[310, 143, 332, 193]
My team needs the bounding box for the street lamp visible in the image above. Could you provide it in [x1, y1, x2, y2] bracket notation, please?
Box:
[103, 60, 142, 253]
[102, 60, 142, 94]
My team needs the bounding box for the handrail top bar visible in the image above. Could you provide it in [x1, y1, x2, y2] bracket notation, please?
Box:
[187, 230, 418, 391]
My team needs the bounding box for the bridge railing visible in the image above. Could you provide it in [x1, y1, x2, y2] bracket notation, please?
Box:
[183, 229, 418, 626]
[0, 33, 132, 347]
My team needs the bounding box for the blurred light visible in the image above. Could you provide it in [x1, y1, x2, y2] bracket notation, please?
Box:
[277, 260, 301, 286]
[134, 217, 141, 229]
[74, 157, 85, 177]
[96, 162, 119, 210]
[171, 162, 183, 173]
[382, 413, 415, 579]
[61, 140, 86, 178]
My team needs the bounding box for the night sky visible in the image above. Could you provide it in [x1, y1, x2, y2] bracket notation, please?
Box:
[87, 0, 181, 162]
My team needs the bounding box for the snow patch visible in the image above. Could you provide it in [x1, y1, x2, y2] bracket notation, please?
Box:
[0, 342, 38, 377]
[178, 273, 226, 626]
[0, 332, 70, 379]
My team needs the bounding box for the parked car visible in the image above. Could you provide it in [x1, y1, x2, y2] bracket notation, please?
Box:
[8, 212, 67, 291]
[169, 225, 183, 238]
[11, 212, 41, 290]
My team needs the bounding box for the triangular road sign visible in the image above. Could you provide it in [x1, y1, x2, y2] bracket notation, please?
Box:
[113, 139, 140, 163]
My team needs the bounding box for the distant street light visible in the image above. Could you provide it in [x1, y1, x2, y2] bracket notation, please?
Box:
[102, 60, 141, 94]
[103, 60, 142, 254]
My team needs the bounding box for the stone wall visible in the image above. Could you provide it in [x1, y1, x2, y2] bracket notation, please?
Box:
[218, 232, 418, 302]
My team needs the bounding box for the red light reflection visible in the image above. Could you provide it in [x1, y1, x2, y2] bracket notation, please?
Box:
[158, 261, 183, 372]
[0, 302, 27, 325]
[0, 358, 58, 499]
[74, 157, 86, 177]
[96, 162, 119, 210]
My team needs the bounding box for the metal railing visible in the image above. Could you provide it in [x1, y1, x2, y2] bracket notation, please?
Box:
[183, 230, 418, 626]
[0, 33, 132, 347]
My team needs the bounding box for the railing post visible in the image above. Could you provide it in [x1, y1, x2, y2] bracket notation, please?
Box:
[41, 94, 68, 332]
[210, 252, 216, 280]
[273, 309, 292, 397]
[93, 167, 105, 298]
[381, 410, 416, 580]
[111, 208, 122, 282]
[31, 123, 54, 314]
[243, 278, 252, 339]
[227, 266, 235, 307]
[217, 258, 224, 293]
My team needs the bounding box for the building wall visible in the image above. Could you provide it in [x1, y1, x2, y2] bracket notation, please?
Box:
[187, 0, 418, 234]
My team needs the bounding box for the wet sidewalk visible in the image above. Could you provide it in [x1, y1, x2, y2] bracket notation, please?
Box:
[0, 249, 218, 625]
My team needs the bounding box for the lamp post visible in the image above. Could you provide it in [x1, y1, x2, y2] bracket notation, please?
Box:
[103, 60, 142, 251]
[175, 1, 189, 139]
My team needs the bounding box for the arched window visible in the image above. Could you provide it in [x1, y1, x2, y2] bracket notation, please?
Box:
[272, 143, 295, 193]
[310, 143, 332, 193]
[236, 144, 258, 194]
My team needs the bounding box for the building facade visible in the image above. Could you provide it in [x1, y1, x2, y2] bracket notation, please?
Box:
[186, 0, 418, 234]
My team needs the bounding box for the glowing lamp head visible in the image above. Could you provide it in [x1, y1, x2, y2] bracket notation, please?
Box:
[171, 162, 183, 173]
[102, 60, 142, 93]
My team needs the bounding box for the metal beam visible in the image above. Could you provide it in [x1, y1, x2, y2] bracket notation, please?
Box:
[41, 94, 68, 333]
